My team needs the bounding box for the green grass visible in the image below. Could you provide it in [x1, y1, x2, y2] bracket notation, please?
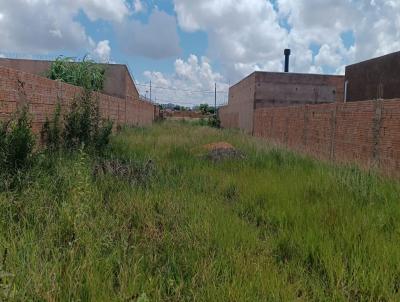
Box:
[1, 121, 400, 301]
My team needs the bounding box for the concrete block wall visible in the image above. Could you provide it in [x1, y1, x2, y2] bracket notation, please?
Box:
[0, 66, 155, 134]
[253, 99, 400, 176]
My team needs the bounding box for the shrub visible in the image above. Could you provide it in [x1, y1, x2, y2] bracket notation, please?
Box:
[47, 55, 105, 91]
[207, 114, 221, 128]
[62, 90, 113, 152]
[95, 119, 113, 151]
[0, 106, 35, 171]
[41, 102, 62, 151]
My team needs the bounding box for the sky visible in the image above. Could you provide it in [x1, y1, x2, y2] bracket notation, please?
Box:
[0, 0, 399, 106]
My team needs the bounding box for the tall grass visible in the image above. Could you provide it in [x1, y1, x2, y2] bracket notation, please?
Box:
[1, 121, 400, 301]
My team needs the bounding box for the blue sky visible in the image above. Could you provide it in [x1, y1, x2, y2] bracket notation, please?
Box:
[75, 1, 209, 83]
[0, 0, 399, 105]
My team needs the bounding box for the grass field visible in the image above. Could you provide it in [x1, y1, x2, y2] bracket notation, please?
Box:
[1, 121, 400, 301]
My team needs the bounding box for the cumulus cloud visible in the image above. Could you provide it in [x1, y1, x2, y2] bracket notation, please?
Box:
[74, 0, 129, 22]
[141, 55, 229, 106]
[0, 0, 128, 54]
[173, 0, 400, 80]
[174, 0, 288, 81]
[92, 40, 111, 63]
[116, 9, 181, 59]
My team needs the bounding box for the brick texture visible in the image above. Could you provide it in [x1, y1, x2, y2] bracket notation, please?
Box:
[252, 99, 400, 176]
[0, 66, 155, 134]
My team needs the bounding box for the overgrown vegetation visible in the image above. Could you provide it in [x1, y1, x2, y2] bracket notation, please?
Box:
[0, 106, 35, 190]
[41, 102, 62, 151]
[41, 90, 113, 153]
[2, 121, 400, 300]
[198, 103, 216, 115]
[62, 90, 113, 151]
[47, 55, 106, 91]
[207, 114, 221, 128]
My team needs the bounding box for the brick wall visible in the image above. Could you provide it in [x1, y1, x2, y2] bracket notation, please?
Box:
[219, 105, 239, 129]
[253, 99, 400, 176]
[345, 51, 400, 102]
[221, 73, 256, 133]
[0, 66, 155, 134]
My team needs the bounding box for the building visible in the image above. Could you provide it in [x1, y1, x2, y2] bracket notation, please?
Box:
[0, 58, 140, 101]
[220, 71, 344, 133]
[345, 51, 400, 102]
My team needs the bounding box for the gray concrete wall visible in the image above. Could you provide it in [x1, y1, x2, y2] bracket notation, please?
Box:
[0, 58, 139, 100]
[345, 51, 400, 102]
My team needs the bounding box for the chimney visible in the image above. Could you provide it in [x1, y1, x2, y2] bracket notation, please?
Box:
[284, 49, 291, 72]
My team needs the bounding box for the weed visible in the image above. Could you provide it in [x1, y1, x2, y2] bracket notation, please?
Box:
[1, 121, 400, 301]
[47, 55, 105, 91]
[41, 102, 62, 150]
[0, 106, 35, 179]
[62, 90, 113, 152]
[207, 114, 221, 128]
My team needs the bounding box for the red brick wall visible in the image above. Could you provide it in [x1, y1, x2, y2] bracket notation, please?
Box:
[163, 111, 206, 119]
[0, 66, 155, 134]
[253, 99, 400, 176]
[220, 73, 255, 133]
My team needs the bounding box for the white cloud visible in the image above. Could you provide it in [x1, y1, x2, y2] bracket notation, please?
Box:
[133, 0, 144, 13]
[174, 0, 289, 81]
[173, 0, 400, 81]
[92, 40, 111, 63]
[75, 0, 129, 22]
[141, 55, 229, 106]
[0, 0, 129, 54]
[116, 9, 181, 59]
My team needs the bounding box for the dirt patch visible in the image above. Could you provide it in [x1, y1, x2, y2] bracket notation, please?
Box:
[202, 142, 245, 162]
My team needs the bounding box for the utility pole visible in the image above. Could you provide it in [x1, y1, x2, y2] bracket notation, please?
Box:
[214, 82, 217, 118]
[150, 80, 152, 102]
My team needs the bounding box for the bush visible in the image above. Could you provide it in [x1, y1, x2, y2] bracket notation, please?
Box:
[41, 102, 62, 151]
[95, 119, 113, 151]
[62, 90, 113, 152]
[0, 106, 35, 172]
[207, 114, 221, 128]
[47, 56, 105, 91]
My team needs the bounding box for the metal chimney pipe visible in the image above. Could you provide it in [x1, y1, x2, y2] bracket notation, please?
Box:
[284, 49, 291, 72]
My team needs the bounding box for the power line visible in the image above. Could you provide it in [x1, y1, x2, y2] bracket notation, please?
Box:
[135, 83, 228, 94]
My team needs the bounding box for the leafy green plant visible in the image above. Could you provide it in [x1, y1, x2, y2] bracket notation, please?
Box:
[199, 103, 215, 115]
[95, 119, 113, 151]
[207, 114, 221, 128]
[0, 106, 35, 171]
[62, 90, 113, 152]
[41, 102, 62, 151]
[47, 55, 105, 91]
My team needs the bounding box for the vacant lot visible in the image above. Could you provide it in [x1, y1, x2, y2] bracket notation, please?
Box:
[1, 121, 400, 301]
